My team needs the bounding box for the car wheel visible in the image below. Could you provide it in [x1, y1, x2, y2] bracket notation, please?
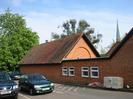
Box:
[19, 86, 22, 91]
[29, 89, 34, 95]
[11, 95, 18, 99]
[49, 88, 54, 93]
[51, 87, 54, 91]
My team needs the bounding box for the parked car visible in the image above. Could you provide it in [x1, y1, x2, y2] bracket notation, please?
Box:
[9, 71, 22, 80]
[0, 71, 19, 99]
[19, 73, 54, 95]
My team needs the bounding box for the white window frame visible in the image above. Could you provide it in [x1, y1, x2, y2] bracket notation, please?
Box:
[90, 67, 99, 78]
[68, 67, 75, 76]
[81, 67, 89, 77]
[62, 67, 68, 76]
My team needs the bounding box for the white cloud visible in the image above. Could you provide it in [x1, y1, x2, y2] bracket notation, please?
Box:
[25, 10, 133, 48]
[25, 11, 67, 43]
[11, 0, 22, 6]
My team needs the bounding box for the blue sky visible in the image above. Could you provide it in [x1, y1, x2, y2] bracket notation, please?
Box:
[0, 0, 133, 49]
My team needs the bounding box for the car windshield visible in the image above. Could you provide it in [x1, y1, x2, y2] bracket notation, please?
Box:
[28, 74, 46, 81]
[0, 73, 11, 81]
[12, 71, 20, 75]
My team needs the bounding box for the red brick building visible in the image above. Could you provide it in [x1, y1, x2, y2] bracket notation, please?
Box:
[20, 28, 133, 88]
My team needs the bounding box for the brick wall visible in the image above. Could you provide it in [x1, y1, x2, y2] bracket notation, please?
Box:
[20, 35, 133, 88]
[20, 64, 61, 82]
[110, 35, 133, 87]
[61, 59, 110, 85]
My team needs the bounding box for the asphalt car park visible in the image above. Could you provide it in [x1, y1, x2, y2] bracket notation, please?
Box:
[18, 83, 133, 99]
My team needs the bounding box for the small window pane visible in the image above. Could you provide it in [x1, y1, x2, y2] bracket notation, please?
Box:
[91, 67, 99, 78]
[83, 68, 88, 70]
[81, 67, 89, 77]
[91, 67, 98, 70]
[69, 67, 75, 76]
[92, 71, 98, 76]
[62, 67, 68, 76]
[83, 71, 89, 76]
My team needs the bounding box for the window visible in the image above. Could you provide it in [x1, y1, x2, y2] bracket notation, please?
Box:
[69, 67, 75, 76]
[62, 67, 68, 76]
[21, 75, 28, 80]
[90, 67, 99, 78]
[81, 67, 89, 77]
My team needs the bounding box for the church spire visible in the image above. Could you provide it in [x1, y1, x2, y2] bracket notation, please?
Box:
[116, 20, 121, 42]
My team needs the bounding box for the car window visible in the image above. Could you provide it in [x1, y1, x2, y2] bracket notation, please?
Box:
[28, 74, 46, 81]
[0, 73, 11, 81]
[21, 75, 28, 80]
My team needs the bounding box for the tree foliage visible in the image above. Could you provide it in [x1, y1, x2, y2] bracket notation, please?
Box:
[0, 10, 39, 71]
[51, 19, 102, 45]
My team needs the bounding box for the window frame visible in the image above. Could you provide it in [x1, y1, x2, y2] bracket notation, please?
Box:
[81, 67, 89, 77]
[68, 67, 75, 76]
[90, 67, 99, 78]
[62, 67, 68, 76]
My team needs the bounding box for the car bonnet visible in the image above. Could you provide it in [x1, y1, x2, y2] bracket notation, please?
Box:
[0, 80, 16, 86]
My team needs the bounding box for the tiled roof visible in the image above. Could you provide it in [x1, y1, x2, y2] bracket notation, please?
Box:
[106, 42, 121, 56]
[21, 33, 100, 64]
[20, 28, 133, 64]
[20, 33, 83, 64]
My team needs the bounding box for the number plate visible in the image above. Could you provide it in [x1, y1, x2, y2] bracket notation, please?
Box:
[42, 87, 50, 91]
[0, 90, 11, 95]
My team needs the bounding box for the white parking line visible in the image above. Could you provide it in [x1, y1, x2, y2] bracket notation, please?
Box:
[54, 84, 61, 87]
[67, 86, 74, 91]
[73, 87, 79, 92]
[19, 93, 31, 99]
[53, 90, 64, 94]
[60, 86, 68, 91]
[56, 85, 64, 89]
[82, 87, 87, 91]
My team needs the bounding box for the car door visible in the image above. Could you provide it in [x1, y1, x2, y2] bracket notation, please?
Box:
[20, 75, 29, 90]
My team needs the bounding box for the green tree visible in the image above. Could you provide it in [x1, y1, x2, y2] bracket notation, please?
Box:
[0, 10, 39, 71]
[51, 19, 102, 46]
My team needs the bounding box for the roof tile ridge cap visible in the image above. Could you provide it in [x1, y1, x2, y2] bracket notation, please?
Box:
[106, 42, 120, 54]
[40, 37, 66, 45]
[72, 32, 83, 42]
[40, 33, 84, 45]
[66, 33, 84, 51]
[77, 32, 84, 41]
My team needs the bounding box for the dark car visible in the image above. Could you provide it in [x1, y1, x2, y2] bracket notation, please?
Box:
[9, 71, 21, 80]
[0, 71, 19, 99]
[19, 73, 54, 95]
